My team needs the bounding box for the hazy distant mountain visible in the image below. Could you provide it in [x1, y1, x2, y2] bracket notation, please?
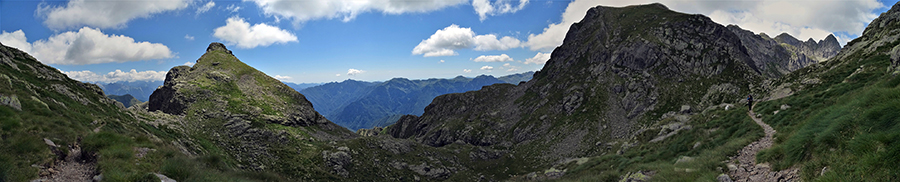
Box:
[497, 71, 535, 84]
[298, 80, 382, 117]
[299, 72, 535, 131]
[283, 82, 323, 91]
[97, 81, 163, 102]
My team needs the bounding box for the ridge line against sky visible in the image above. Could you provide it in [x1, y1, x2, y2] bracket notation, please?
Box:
[1, 0, 897, 83]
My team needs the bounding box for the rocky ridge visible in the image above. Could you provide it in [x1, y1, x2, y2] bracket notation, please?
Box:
[728, 25, 841, 77]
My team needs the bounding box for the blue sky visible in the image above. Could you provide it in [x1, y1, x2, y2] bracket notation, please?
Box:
[1, 0, 898, 83]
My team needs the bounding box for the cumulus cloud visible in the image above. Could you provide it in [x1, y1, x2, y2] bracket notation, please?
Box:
[63, 69, 167, 83]
[213, 16, 298, 49]
[226, 4, 242, 12]
[524, 52, 550, 64]
[480, 65, 494, 70]
[0, 30, 32, 53]
[183, 62, 195, 66]
[347, 69, 365, 76]
[248, 0, 466, 23]
[463, 69, 472, 73]
[336, 74, 341, 76]
[37, 0, 189, 30]
[473, 0, 529, 21]
[527, 0, 882, 50]
[196, 1, 216, 15]
[184, 34, 195, 40]
[440, 60, 445, 63]
[412, 24, 522, 57]
[473, 54, 514, 62]
[474, 34, 522, 51]
[0, 28, 173, 65]
[273, 75, 292, 80]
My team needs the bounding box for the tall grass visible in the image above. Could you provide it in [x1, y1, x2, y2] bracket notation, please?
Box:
[755, 54, 900, 180]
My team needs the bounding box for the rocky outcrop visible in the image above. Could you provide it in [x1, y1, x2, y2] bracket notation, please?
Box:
[148, 66, 193, 115]
[323, 149, 352, 177]
[389, 3, 766, 162]
[356, 127, 383, 137]
[0, 94, 21, 111]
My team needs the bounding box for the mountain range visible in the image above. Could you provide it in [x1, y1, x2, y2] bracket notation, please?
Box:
[299, 72, 534, 131]
[97, 81, 164, 102]
[3, 2, 899, 182]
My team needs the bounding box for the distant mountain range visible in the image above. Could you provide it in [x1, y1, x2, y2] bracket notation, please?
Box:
[298, 71, 534, 131]
[96, 81, 163, 102]
[283, 82, 324, 91]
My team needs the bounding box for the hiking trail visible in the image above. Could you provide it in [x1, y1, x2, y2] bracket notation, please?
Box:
[725, 108, 799, 182]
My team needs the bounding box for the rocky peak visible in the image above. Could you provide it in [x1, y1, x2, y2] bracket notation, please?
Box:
[148, 42, 351, 136]
[206, 42, 232, 54]
[389, 3, 766, 160]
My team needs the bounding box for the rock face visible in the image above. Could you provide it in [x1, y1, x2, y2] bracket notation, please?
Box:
[389, 3, 769, 161]
[728, 25, 841, 77]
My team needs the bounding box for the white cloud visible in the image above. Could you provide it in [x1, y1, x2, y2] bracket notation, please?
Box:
[525, 0, 596, 51]
[440, 60, 445, 63]
[184, 34, 195, 40]
[273, 75, 292, 80]
[213, 16, 298, 49]
[37, 0, 190, 30]
[473, 54, 514, 62]
[412, 24, 522, 57]
[196, 1, 216, 15]
[1, 28, 173, 65]
[183, 62, 195, 66]
[248, 0, 466, 23]
[524, 52, 550, 64]
[473, 0, 529, 21]
[480, 65, 494, 70]
[463, 69, 472, 73]
[347, 69, 365, 76]
[63, 69, 167, 83]
[0, 30, 32, 53]
[526, 0, 883, 50]
[226, 4, 242, 12]
[336, 74, 342, 76]
[502, 63, 519, 72]
[473, 34, 522, 51]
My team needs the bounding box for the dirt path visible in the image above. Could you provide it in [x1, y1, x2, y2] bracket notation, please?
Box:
[725, 109, 799, 182]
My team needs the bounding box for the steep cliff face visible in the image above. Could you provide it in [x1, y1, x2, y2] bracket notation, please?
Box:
[389, 3, 767, 161]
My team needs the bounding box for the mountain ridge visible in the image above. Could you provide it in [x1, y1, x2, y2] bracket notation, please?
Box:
[300, 71, 534, 130]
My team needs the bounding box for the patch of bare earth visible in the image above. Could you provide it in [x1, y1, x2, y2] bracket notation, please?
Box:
[33, 140, 98, 182]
